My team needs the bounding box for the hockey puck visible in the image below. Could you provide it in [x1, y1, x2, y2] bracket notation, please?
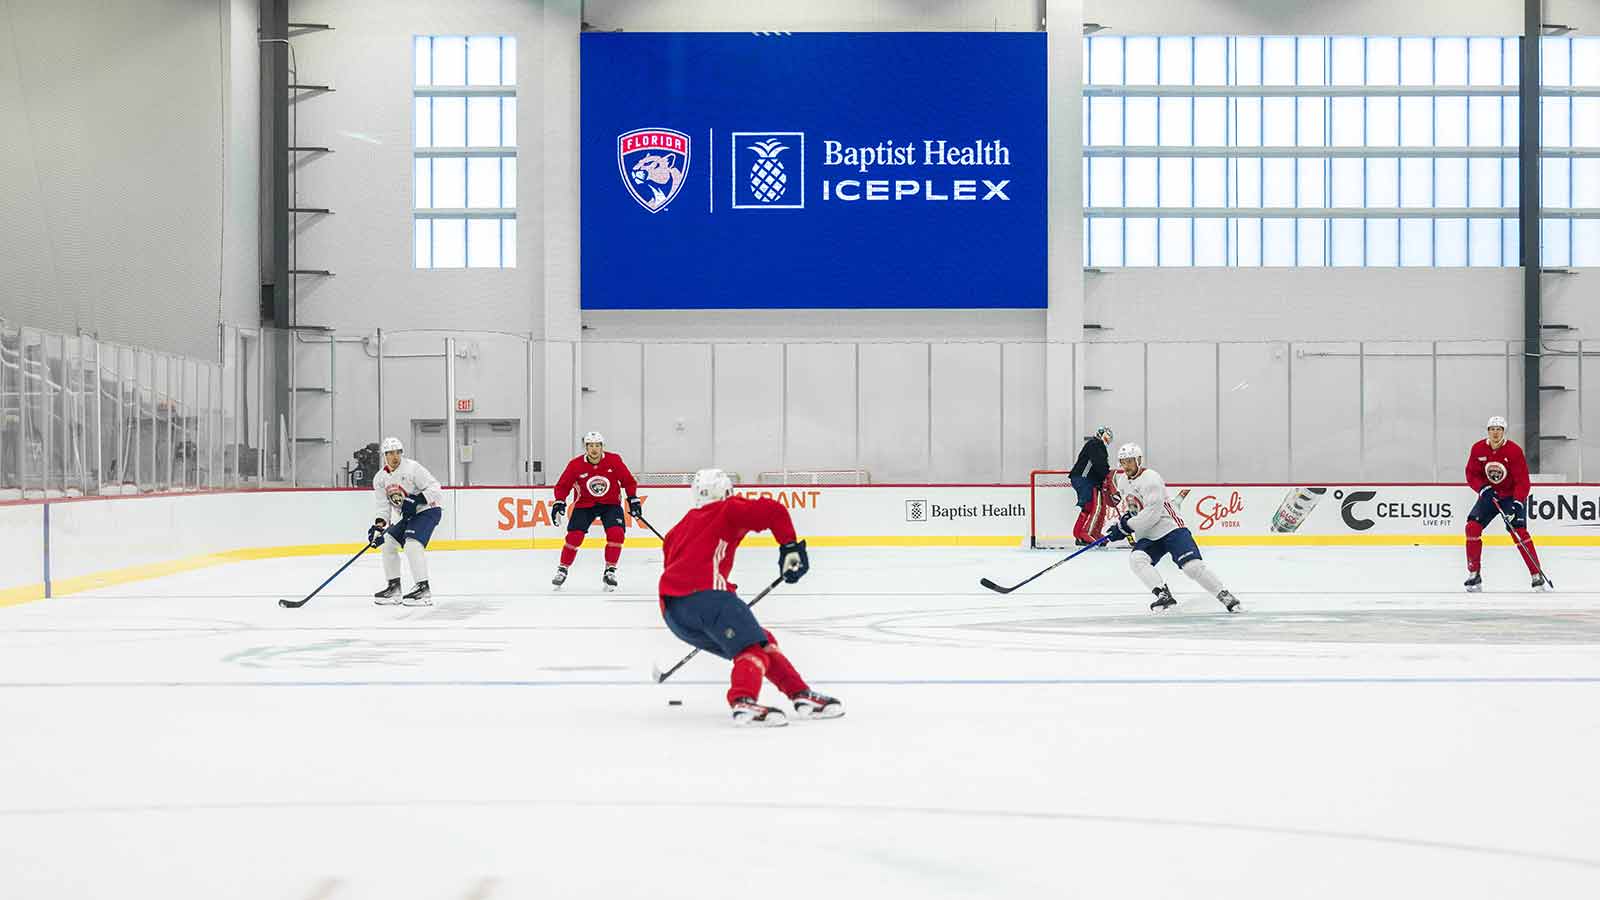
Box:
[667, 700, 683, 706]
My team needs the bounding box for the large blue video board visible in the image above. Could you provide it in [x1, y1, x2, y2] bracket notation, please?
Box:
[581, 33, 1046, 309]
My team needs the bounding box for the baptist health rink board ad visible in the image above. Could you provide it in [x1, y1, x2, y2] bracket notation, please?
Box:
[579, 32, 1046, 310]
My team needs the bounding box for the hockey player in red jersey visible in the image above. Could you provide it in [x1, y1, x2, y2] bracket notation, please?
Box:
[1464, 415, 1548, 591]
[551, 431, 640, 591]
[658, 468, 842, 727]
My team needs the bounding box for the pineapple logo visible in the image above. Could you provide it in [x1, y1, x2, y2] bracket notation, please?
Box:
[731, 132, 805, 209]
[747, 139, 790, 203]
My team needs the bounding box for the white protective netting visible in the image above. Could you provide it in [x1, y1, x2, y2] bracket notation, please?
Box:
[1029, 470, 1081, 549]
[756, 470, 871, 485]
[635, 472, 743, 486]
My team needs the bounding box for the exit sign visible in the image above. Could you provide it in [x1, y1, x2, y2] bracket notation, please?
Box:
[455, 398, 474, 413]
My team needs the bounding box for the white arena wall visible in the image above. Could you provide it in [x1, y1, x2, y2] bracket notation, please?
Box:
[5, 0, 1596, 489]
[4, 480, 1599, 606]
[276, 0, 1597, 487]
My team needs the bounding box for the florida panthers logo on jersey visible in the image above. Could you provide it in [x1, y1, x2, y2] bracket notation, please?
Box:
[1122, 493, 1145, 514]
[618, 128, 690, 213]
[1485, 460, 1508, 484]
[585, 475, 612, 498]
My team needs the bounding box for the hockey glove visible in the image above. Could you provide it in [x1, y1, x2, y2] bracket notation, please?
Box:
[1104, 522, 1128, 543]
[1105, 512, 1136, 543]
[400, 493, 424, 519]
[627, 495, 642, 518]
[778, 539, 810, 584]
[1478, 485, 1499, 502]
[1498, 497, 1526, 522]
[551, 500, 566, 529]
[367, 519, 389, 548]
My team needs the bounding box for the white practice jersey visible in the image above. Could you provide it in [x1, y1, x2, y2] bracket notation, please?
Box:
[1114, 466, 1185, 542]
[373, 458, 445, 519]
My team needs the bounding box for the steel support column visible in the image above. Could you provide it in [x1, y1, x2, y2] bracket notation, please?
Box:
[1520, 0, 1542, 468]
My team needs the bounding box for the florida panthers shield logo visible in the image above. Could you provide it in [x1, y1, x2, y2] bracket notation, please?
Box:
[586, 475, 613, 498]
[618, 128, 690, 213]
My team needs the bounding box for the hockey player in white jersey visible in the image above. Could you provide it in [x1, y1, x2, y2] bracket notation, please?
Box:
[1104, 443, 1241, 613]
[368, 437, 445, 606]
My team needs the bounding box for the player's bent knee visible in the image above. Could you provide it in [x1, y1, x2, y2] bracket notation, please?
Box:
[1130, 551, 1154, 571]
[734, 645, 769, 673]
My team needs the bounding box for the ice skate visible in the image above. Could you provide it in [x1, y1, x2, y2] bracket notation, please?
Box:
[1464, 571, 1483, 593]
[602, 566, 619, 592]
[401, 581, 432, 606]
[1217, 590, 1241, 613]
[730, 697, 787, 727]
[1532, 573, 1552, 591]
[791, 690, 844, 720]
[373, 578, 403, 605]
[551, 565, 569, 589]
[1150, 586, 1177, 611]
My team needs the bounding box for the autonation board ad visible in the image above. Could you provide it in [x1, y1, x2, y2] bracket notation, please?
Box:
[579, 32, 1046, 310]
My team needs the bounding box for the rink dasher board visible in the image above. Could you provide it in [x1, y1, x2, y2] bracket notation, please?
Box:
[2, 483, 1598, 605]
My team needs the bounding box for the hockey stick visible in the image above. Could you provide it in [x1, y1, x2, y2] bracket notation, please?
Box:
[651, 575, 785, 684]
[981, 534, 1113, 594]
[1490, 496, 1554, 587]
[279, 543, 374, 609]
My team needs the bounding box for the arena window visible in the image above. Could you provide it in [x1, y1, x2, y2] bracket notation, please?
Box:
[413, 35, 517, 269]
[1082, 35, 1600, 267]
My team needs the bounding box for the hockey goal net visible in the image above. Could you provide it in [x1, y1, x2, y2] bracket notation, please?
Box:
[1028, 470, 1083, 550]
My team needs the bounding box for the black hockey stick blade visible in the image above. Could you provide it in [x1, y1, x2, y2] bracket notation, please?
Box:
[980, 535, 1113, 594]
[280, 544, 373, 609]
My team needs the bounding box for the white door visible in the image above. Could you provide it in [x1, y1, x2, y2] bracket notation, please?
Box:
[460, 420, 521, 485]
[411, 419, 522, 486]
[410, 420, 452, 482]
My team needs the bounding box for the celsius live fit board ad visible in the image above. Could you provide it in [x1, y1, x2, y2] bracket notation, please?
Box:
[580, 33, 1046, 310]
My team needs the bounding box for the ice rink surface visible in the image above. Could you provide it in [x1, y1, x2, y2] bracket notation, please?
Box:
[3, 542, 1599, 898]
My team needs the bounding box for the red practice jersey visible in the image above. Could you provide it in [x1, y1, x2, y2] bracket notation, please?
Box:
[554, 453, 639, 508]
[1465, 439, 1530, 500]
[658, 496, 798, 600]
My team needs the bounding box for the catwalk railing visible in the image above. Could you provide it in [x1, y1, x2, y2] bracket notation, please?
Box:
[2, 320, 1594, 496]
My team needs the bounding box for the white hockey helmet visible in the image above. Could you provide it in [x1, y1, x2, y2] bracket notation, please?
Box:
[582, 431, 605, 446]
[380, 436, 404, 454]
[1486, 415, 1508, 430]
[691, 468, 733, 507]
[1116, 442, 1144, 462]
